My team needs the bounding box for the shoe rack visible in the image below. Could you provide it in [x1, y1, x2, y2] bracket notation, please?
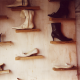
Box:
[48, 0, 77, 72]
[0, 0, 78, 80]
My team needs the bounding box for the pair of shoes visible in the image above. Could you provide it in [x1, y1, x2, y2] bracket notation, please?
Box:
[51, 23, 72, 41]
[12, 10, 34, 29]
[48, 1, 70, 18]
[7, 0, 28, 7]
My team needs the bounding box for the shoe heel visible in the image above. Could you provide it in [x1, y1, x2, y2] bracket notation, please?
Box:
[51, 33, 55, 41]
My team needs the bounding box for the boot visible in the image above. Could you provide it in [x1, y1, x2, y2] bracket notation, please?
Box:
[28, 10, 34, 29]
[12, 10, 34, 29]
[48, 1, 70, 18]
[51, 23, 72, 41]
[7, 0, 28, 7]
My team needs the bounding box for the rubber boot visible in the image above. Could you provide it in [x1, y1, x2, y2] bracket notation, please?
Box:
[48, 1, 70, 18]
[7, 0, 28, 7]
[51, 23, 72, 41]
[12, 10, 34, 29]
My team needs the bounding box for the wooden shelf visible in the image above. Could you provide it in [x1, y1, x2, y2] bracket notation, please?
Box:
[15, 55, 44, 60]
[48, 0, 74, 2]
[0, 41, 12, 44]
[53, 66, 77, 71]
[0, 15, 8, 19]
[9, 6, 40, 11]
[50, 41, 76, 44]
[48, 0, 59, 2]
[49, 18, 76, 21]
[16, 29, 41, 33]
[0, 70, 10, 74]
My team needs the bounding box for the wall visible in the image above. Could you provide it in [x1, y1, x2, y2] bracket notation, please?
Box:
[0, 0, 78, 80]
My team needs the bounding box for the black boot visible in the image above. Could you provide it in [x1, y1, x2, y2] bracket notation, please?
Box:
[48, 1, 70, 18]
[51, 23, 72, 41]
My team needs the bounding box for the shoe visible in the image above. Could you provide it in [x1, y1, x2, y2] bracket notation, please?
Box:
[23, 48, 39, 56]
[51, 23, 72, 41]
[7, 0, 28, 7]
[48, 1, 70, 18]
[53, 63, 74, 69]
[12, 10, 34, 29]
[17, 48, 39, 57]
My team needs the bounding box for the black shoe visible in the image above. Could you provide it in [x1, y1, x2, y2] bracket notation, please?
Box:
[51, 23, 72, 41]
[48, 1, 70, 18]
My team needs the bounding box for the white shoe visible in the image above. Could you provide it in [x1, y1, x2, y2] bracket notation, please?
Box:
[7, 0, 28, 7]
[53, 63, 73, 69]
[18, 48, 39, 57]
[28, 10, 34, 29]
[12, 10, 34, 29]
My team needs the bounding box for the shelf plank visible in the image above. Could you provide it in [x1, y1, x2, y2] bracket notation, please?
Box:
[16, 29, 41, 33]
[53, 66, 77, 71]
[49, 18, 76, 21]
[0, 70, 10, 74]
[9, 6, 40, 11]
[48, 0, 74, 2]
[0, 15, 8, 19]
[50, 41, 76, 44]
[0, 41, 12, 44]
[15, 55, 44, 60]
[48, 0, 59, 2]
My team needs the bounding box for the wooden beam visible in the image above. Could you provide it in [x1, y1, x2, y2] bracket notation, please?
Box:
[15, 55, 44, 60]
[50, 41, 76, 44]
[16, 29, 41, 33]
[9, 6, 40, 11]
[0, 15, 8, 19]
[0, 70, 10, 74]
[53, 66, 77, 71]
[49, 18, 76, 21]
[0, 41, 12, 44]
